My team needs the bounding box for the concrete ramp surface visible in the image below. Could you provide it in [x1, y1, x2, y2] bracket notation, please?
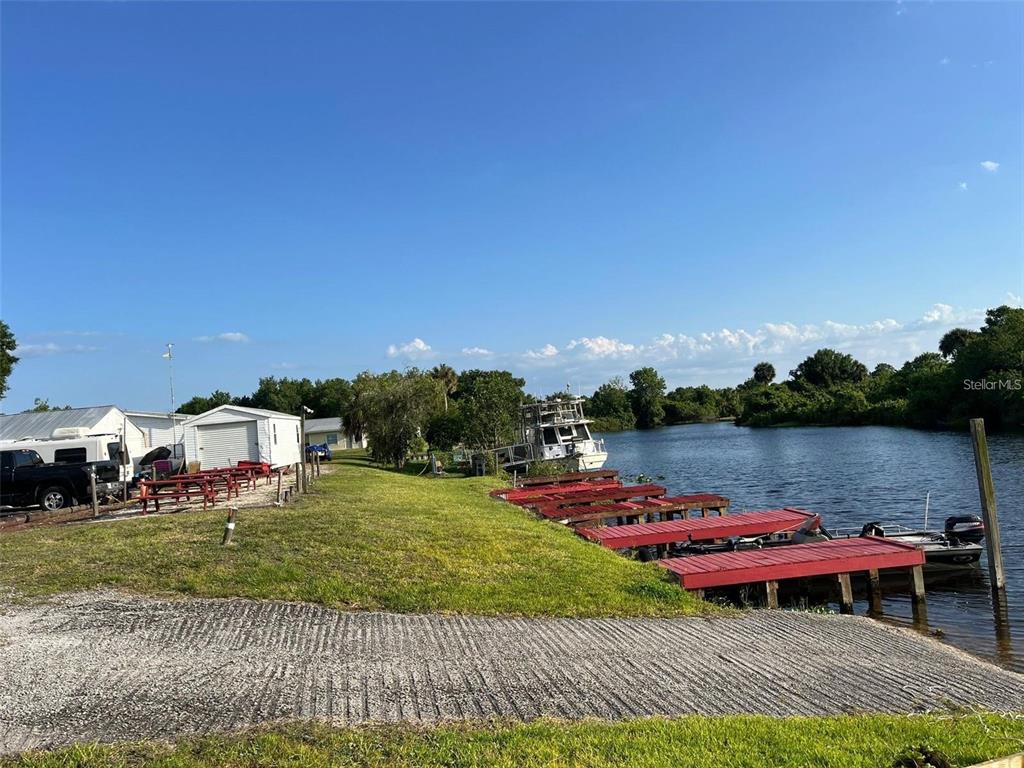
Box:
[0, 592, 1020, 753]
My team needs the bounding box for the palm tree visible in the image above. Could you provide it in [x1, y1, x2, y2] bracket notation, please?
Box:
[429, 364, 458, 412]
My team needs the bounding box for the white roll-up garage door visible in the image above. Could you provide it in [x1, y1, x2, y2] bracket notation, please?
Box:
[197, 420, 259, 469]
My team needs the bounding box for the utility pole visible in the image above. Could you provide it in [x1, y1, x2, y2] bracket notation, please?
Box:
[300, 405, 313, 493]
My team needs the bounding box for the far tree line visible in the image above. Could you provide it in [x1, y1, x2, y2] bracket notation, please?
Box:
[586, 304, 1023, 432]
[1, 305, 1019, 469]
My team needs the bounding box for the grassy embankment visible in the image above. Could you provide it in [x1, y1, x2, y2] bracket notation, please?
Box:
[7, 715, 1024, 768]
[0, 453, 699, 617]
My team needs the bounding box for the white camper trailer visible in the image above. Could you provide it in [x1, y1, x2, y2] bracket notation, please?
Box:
[0, 429, 133, 482]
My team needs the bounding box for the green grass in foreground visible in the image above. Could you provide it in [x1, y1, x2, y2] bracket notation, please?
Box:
[0, 455, 701, 616]
[7, 715, 1024, 768]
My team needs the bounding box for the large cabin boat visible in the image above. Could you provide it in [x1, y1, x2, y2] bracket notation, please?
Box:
[492, 399, 608, 473]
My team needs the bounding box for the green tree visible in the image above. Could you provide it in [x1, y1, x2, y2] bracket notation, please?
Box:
[454, 369, 527, 448]
[628, 367, 666, 429]
[308, 377, 353, 421]
[753, 362, 776, 385]
[363, 370, 443, 467]
[790, 349, 869, 389]
[177, 390, 234, 415]
[588, 377, 635, 431]
[29, 398, 71, 412]
[343, 371, 377, 443]
[429, 364, 459, 413]
[0, 321, 18, 400]
[939, 328, 980, 360]
[425, 406, 465, 450]
[951, 305, 1024, 428]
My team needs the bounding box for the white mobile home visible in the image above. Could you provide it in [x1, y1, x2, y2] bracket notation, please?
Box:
[0, 405, 146, 470]
[303, 416, 367, 450]
[182, 405, 302, 470]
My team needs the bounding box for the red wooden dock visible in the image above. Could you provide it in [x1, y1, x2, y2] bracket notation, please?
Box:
[579, 508, 819, 549]
[530, 484, 667, 513]
[518, 469, 619, 487]
[493, 480, 622, 502]
[658, 537, 924, 591]
[538, 493, 731, 525]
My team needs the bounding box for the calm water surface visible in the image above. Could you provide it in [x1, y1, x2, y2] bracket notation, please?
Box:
[600, 423, 1024, 672]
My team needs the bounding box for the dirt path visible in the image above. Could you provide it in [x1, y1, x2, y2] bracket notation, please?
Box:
[1, 591, 1020, 752]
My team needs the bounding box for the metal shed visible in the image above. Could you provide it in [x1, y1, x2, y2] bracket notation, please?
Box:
[182, 405, 302, 470]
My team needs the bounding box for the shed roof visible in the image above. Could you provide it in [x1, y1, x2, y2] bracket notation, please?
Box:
[0, 405, 122, 441]
[182, 404, 301, 426]
[304, 417, 344, 433]
[124, 410, 190, 421]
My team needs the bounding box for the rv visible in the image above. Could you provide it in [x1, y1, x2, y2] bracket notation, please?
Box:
[0, 427, 133, 483]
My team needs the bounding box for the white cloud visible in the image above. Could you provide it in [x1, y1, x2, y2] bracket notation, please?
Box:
[271, 362, 298, 370]
[565, 336, 637, 359]
[980, 160, 1000, 173]
[958, 181, 968, 191]
[461, 346, 493, 357]
[939, 57, 950, 65]
[1008, 292, 1023, 308]
[195, 332, 250, 343]
[920, 303, 955, 324]
[387, 338, 433, 359]
[512, 302, 988, 392]
[524, 343, 559, 360]
[14, 343, 99, 358]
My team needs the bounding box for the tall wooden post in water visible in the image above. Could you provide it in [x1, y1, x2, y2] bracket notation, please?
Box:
[969, 418, 1005, 591]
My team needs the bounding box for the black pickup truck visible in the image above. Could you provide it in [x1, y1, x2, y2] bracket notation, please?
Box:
[0, 448, 121, 511]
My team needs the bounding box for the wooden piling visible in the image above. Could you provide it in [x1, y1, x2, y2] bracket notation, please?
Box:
[221, 507, 237, 546]
[276, 471, 282, 503]
[969, 418, 1005, 591]
[765, 580, 779, 609]
[837, 573, 854, 614]
[90, 468, 98, 517]
[866, 568, 883, 613]
[910, 564, 926, 604]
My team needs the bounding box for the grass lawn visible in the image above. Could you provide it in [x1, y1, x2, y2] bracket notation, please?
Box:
[0, 455, 701, 616]
[7, 715, 1024, 768]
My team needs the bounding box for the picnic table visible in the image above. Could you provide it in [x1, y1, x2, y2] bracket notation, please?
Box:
[138, 477, 222, 513]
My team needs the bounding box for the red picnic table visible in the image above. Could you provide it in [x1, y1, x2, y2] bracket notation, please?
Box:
[138, 477, 223, 513]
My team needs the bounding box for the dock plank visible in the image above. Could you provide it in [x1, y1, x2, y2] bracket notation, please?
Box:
[659, 537, 924, 590]
[579, 508, 819, 549]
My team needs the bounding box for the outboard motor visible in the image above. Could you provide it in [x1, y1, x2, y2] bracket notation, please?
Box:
[860, 522, 885, 538]
[944, 515, 985, 544]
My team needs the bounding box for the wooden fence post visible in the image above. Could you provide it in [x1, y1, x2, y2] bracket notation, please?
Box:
[221, 507, 237, 545]
[969, 418, 1005, 591]
[276, 470, 282, 503]
[90, 468, 99, 517]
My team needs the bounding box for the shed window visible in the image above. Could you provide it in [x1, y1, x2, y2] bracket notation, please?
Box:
[273, 424, 277, 445]
[326, 433, 338, 445]
[54, 447, 88, 464]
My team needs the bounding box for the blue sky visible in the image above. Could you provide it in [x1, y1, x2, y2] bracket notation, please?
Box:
[2, 1, 1021, 412]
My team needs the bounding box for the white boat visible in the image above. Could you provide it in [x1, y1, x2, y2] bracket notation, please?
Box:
[492, 399, 608, 473]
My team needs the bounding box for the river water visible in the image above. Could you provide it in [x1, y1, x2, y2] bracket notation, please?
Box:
[600, 422, 1024, 672]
